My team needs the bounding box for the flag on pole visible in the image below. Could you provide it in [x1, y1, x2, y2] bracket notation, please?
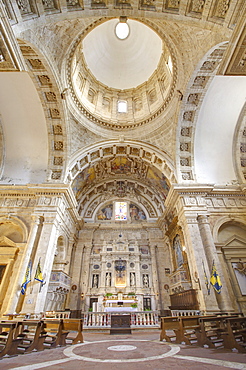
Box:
[210, 260, 222, 294]
[34, 258, 43, 283]
[202, 261, 210, 295]
[21, 259, 32, 295]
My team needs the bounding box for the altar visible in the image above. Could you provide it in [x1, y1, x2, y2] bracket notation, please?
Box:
[104, 299, 137, 312]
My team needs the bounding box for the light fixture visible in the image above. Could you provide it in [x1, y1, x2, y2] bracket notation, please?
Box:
[115, 16, 129, 40]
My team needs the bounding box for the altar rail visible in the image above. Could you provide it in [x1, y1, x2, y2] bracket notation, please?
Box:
[83, 311, 159, 328]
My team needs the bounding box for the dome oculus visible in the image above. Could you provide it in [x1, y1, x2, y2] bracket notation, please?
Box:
[115, 22, 130, 40]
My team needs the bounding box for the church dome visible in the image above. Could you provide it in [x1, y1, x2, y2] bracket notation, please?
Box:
[67, 18, 177, 130]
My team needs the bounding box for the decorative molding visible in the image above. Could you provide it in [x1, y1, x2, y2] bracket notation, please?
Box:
[18, 40, 67, 182]
[176, 42, 228, 183]
[66, 18, 178, 131]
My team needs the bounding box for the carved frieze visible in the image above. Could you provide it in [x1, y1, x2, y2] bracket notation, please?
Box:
[91, 0, 106, 8]
[50, 108, 61, 119]
[53, 156, 63, 165]
[38, 75, 52, 86]
[192, 76, 208, 88]
[45, 92, 57, 102]
[200, 60, 217, 72]
[164, 0, 180, 12]
[53, 125, 63, 135]
[115, 0, 132, 8]
[43, 0, 55, 8]
[20, 45, 35, 55]
[181, 171, 193, 180]
[67, 0, 84, 9]
[54, 141, 64, 151]
[211, 0, 231, 19]
[28, 59, 45, 70]
[139, 0, 155, 10]
[17, 0, 37, 17]
[180, 142, 190, 152]
[225, 29, 246, 76]
[187, 93, 200, 106]
[0, 196, 37, 208]
[183, 111, 194, 122]
[51, 170, 62, 180]
[181, 127, 191, 137]
[180, 157, 190, 166]
[188, 0, 205, 14]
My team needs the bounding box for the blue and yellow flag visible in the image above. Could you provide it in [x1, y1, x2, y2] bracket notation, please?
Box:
[210, 261, 222, 294]
[21, 259, 32, 295]
[34, 258, 43, 283]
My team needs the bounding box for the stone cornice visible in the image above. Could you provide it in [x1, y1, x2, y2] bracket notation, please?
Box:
[0, 184, 83, 227]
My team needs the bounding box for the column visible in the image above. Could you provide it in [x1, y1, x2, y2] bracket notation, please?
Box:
[154, 239, 170, 313]
[197, 214, 234, 312]
[22, 216, 59, 314]
[80, 244, 92, 311]
[183, 215, 219, 314]
[150, 244, 160, 312]
[6, 215, 42, 314]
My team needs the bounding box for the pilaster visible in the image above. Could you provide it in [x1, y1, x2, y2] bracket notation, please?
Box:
[6, 215, 42, 314]
[197, 214, 235, 312]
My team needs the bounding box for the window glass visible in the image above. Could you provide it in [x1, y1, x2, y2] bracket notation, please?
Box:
[115, 201, 127, 220]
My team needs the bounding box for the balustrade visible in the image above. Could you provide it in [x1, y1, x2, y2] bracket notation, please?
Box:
[83, 311, 159, 327]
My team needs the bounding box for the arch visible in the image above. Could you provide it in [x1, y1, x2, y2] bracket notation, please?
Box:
[15, 39, 68, 183]
[176, 42, 229, 183]
[212, 216, 246, 244]
[0, 215, 28, 243]
[66, 140, 176, 184]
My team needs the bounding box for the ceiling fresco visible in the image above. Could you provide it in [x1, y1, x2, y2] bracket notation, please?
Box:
[71, 156, 170, 207]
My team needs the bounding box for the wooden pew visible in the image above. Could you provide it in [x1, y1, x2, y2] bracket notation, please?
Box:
[15, 320, 47, 353]
[0, 322, 23, 358]
[61, 319, 84, 344]
[160, 316, 180, 342]
[42, 319, 69, 348]
[160, 316, 200, 344]
[221, 317, 246, 353]
[196, 316, 226, 349]
[177, 316, 200, 345]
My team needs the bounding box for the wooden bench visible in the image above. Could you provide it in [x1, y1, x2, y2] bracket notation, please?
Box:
[177, 316, 200, 345]
[61, 319, 84, 344]
[221, 317, 246, 353]
[42, 319, 69, 348]
[0, 322, 23, 358]
[15, 320, 47, 353]
[160, 316, 180, 342]
[196, 316, 227, 349]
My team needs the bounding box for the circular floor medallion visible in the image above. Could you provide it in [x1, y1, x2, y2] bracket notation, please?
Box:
[63, 339, 181, 363]
[108, 345, 137, 351]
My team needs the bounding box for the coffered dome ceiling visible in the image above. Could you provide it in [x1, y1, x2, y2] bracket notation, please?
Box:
[67, 18, 176, 130]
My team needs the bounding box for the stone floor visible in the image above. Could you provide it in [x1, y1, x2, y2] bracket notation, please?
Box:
[0, 331, 246, 370]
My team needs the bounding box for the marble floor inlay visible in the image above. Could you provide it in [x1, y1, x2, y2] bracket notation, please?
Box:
[107, 345, 137, 351]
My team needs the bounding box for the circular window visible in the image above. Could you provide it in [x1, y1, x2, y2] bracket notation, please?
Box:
[130, 262, 135, 268]
[94, 264, 100, 269]
[115, 22, 130, 40]
[107, 262, 112, 268]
